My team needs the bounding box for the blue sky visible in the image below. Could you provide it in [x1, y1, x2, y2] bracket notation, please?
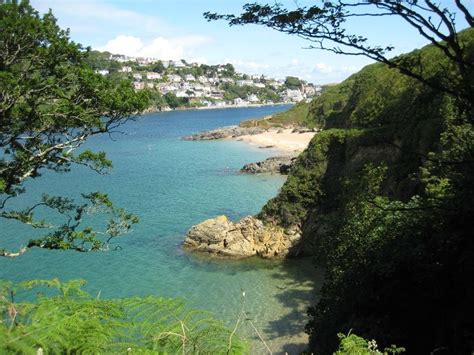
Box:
[30, 0, 471, 84]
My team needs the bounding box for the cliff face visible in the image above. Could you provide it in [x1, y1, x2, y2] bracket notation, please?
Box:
[258, 32, 470, 250]
[259, 28, 473, 354]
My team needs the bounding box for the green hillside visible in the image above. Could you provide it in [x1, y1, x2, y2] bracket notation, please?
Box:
[259, 28, 474, 353]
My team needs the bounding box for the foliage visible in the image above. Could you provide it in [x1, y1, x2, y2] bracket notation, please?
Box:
[258, 128, 362, 226]
[235, 7, 474, 354]
[205, 1, 473, 104]
[268, 101, 310, 127]
[335, 333, 405, 355]
[164, 92, 187, 109]
[0, 279, 247, 354]
[284, 76, 303, 90]
[0, 0, 149, 256]
[85, 50, 120, 73]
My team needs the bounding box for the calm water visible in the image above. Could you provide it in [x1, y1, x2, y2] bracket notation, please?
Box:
[0, 105, 322, 353]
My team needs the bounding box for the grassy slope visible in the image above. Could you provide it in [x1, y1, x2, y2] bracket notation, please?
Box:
[239, 101, 311, 128]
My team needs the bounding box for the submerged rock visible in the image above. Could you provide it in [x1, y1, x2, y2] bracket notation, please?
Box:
[241, 156, 296, 174]
[182, 126, 265, 140]
[183, 215, 301, 258]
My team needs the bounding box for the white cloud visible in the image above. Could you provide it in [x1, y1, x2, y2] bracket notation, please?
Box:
[99, 35, 144, 57]
[30, 0, 171, 40]
[97, 35, 212, 61]
[314, 62, 334, 74]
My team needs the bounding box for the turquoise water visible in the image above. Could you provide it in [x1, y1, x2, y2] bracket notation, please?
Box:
[0, 106, 322, 353]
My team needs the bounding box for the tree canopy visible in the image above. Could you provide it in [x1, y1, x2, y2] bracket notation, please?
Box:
[207, 1, 474, 353]
[0, 0, 149, 257]
[205, 1, 473, 107]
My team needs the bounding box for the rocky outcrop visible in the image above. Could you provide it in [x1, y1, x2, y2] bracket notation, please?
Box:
[183, 215, 301, 258]
[241, 156, 296, 174]
[291, 127, 321, 134]
[182, 126, 266, 140]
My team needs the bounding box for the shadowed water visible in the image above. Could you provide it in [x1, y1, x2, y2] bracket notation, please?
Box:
[0, 106, 322, 353]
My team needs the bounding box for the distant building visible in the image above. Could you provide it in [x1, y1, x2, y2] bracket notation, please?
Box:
[168, 74, 181, 83]
[303, 85, 317, 96]
[172, 60, 185, 68]
[175, 90, 189, 98]
[247, 94, 259, 103]
[146, 72, 162, 80]
[283, 89, 304, 102]
[136, 57, 156, 65]
[233, 98, 248, 106]
[110, 54, 132, 63]
[236, 80, 254, 87]
[121, 66, 132, 73]
[133, 73, 142, 80]
[184, 74, 195, 82]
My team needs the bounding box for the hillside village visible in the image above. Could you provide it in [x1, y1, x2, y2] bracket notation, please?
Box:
[88, 51, 321, 110]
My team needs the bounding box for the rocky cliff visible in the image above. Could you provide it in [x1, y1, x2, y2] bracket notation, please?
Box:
[240, 156, 296, 174]
[182, 125, 265, 140]
[183, 215, 301, 258]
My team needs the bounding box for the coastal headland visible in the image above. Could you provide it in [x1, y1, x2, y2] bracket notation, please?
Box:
[183, 108, 317, 258]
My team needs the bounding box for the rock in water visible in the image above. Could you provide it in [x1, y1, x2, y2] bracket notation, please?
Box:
[183, 215, 301, 258]
[182, 126, 266, 140]
[241, 156, 296, 174]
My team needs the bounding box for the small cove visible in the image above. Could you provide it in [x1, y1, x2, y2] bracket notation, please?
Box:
[0, 105, 322, 353]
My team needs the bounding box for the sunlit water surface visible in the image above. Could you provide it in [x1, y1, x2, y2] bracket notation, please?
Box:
[0, 106, 323, 353]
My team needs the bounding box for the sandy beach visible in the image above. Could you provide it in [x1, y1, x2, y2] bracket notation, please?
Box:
[234, 128, 316, 155]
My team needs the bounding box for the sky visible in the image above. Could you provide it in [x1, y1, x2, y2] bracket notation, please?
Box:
[30, 0, 472, 84]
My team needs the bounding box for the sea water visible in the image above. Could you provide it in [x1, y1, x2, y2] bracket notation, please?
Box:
[0, 106, 322, 353]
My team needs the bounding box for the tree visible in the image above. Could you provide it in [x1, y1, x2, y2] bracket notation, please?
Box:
[222, 63, 236, 77]
[205, 1, 473, 113]
[206, 1, 474, 353]
[284, 76, 302, 90]
[0, 1, 149, 257]
[152, 60, 166, 73]
[164, 92, 183, 109]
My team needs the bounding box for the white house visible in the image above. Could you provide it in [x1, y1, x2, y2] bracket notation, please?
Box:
[168, 74, 182, 83]
[283, 89, 304, 102]
[185, 74, 195, 82]
[175, 90, 189, 98]
[146, 72, 162, 80]
[247, 94, 259, 103]
[236, 80, 254, 87]
[121, 66, 132, 73]
[233, 98, 248, 106]
[133, 73, 143, 80]
[172, 60, 185, 68]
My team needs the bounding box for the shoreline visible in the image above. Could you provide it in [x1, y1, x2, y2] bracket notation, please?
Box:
[232, 128, 316, 156]
[143, 102, 293, 115]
